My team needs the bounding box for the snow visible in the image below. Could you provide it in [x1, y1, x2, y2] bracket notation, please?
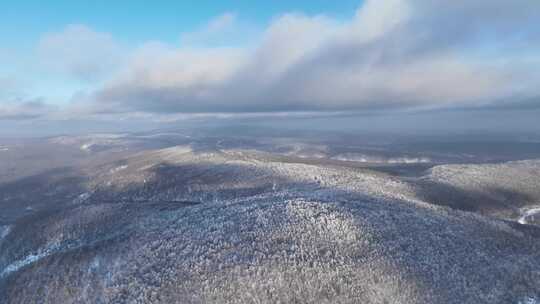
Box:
[0, 243, 61, 278]
[131, 132, 190, 139]
[332, 153, 431, 164]
[48, 134, 136, 152]
[426, 160, 540, 224]
[73, 192, 91, 204]
[89, 147, 419, 208]
[109, 165, 128, 174]
[0, 225, 11, 241]
[518, 207, 540, 225]
[2, 144, 540, 302]
[80, 143, 94, 151]
[281, 143, 328, 159]
[387, 157, 431, 164]
[518, 297, 539, 304]
[51, 133, 127, 145]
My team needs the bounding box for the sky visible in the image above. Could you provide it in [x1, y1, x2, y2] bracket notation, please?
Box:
[1, 0, 539, 136]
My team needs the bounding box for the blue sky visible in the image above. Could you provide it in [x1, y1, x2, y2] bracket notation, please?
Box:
[2, 0, 360, 46]
[0, 0, 539, 134]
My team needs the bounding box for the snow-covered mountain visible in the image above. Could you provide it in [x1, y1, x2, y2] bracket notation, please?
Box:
[418, 160, 540, 223]
[1, 134, 540, 304]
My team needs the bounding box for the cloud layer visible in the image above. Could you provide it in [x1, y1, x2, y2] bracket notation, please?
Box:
[2, 0, 540, 123]
[81, 0, 539, 116]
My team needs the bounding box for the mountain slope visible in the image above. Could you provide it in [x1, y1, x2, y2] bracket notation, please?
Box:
[417, 160, 540, 223]
[1, 147, 540, 303]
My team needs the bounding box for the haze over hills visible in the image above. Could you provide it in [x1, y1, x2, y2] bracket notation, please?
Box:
[1, 130, 540, 303]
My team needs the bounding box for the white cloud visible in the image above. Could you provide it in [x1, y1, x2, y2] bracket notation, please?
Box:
[37, 24, 123, 81]
[205, 12, 237, 33]
[29, 1, 540, 118]
[350, 0, 412, 42]
[180, 12, 247, 47]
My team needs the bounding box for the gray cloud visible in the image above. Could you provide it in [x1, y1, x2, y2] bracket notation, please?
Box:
[0, 99, 56, 120]
[0, 77, 55, 120]
[79, 0, 539, 115]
